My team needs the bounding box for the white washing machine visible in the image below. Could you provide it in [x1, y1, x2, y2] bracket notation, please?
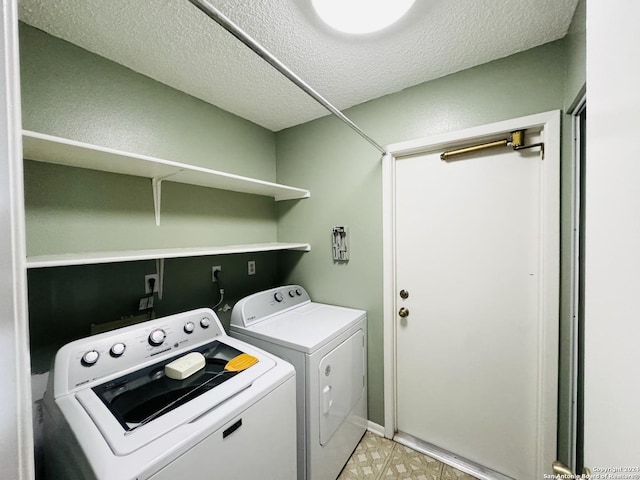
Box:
[42, 308, 296, 480]
[230, 285, 367, 480]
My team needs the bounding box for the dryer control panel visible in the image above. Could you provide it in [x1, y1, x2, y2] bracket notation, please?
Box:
[231, 285, 311, 328]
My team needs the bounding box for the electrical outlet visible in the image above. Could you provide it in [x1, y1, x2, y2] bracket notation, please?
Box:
[248, 260, 256, 276]
[145, 274, 159, 294]
[212, 266, 222, 282]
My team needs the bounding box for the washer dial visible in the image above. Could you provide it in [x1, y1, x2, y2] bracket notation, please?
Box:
[184, 322, 195, 334]
[110, 343, 126, 357]
[81, 350, 99, 366]
[148, 329, 166, 346]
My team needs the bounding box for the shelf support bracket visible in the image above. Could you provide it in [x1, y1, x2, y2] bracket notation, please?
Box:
[152, 177, 163, 226]
[151, 171, 183, 226]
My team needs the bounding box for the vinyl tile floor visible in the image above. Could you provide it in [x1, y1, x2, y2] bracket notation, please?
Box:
[337, 432, 479, 480]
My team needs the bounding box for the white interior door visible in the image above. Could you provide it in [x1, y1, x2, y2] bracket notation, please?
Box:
[392, 117, 558, 480]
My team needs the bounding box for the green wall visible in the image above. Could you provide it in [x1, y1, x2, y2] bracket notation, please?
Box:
[20, 23, 280, 256]
[19, 24, 293, 369]
[20, 24, 276, 180]
[564, 0, 586, 107]
[22, 6, 586, 464]
[276, 39, 573, 440]
[27, 251, 282, 373]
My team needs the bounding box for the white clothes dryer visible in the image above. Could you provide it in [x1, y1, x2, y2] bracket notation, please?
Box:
[230, 285, 367, 480]
[43, 308, 296, 480]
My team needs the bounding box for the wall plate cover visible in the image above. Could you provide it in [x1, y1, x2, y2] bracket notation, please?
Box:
[145, 274, 159, 294]
[211, 266, 222, 282]
[332, 226, 349, 261]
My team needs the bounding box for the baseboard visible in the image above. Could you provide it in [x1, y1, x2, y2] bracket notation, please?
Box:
[367, 421, 385, 437]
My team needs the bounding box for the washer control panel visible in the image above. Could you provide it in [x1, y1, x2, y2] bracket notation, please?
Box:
[55, 308, 224, 395]
[230, 285, 311, 328]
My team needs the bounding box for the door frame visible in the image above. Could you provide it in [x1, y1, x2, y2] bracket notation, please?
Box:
[382, 110, 560, 476]
[0, 0, 34, 478]
[567, 93, 586, 471]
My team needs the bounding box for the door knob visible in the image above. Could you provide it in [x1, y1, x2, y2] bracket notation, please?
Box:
[398, 307, 409, 318]
[552, 462, 572, 477]
[552, 461, 591, 478]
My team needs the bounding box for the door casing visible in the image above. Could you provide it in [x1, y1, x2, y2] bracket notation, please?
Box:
[567, 94, 586, 471]
[382, 110, 561, 477]
[0, 0, 34, 478]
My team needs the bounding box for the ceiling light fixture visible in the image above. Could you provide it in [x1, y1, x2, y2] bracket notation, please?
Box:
[311, 0, 416, 35]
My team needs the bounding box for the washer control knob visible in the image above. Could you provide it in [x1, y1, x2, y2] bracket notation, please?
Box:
[148, 329, 166, 346]
[295, 288, 302, 296]
[184, 322, 195, 334]
[110, 343, 126, 358]
[200, 317, 211, 329]
[81, 350, 99, 366]
[274, 292, 284, 302]
[288, 289, 296, 298]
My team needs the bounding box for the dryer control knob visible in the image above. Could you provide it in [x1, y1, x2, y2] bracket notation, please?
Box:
[295, 288, 302, 296]
[81, 350, 99, 366]
[274, 292, 284, 302]
[200, 317, 211, 328]
[184, 322, 195, 334]
[148, 329, 166, 346]
[288, 290, 296, 298]
[110, 343, 126, 357]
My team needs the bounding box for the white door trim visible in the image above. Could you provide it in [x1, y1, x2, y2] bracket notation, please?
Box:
[0, 0, 34, 478]
[382, 110, 560, 477]
[567, 95, 586, 471]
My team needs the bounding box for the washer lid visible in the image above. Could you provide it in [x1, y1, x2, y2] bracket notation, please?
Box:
[231, 302, 366, 354]
[73, 338, 277, 456]
[92, 341, 245, 434]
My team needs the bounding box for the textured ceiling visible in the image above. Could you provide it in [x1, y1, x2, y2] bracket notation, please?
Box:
[18, 0, 579, 131]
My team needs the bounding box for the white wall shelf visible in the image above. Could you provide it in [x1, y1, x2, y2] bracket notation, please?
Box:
[22, 130, 310, 225]
[26, 242, 311, 269]
[23, 131, 311, 268]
